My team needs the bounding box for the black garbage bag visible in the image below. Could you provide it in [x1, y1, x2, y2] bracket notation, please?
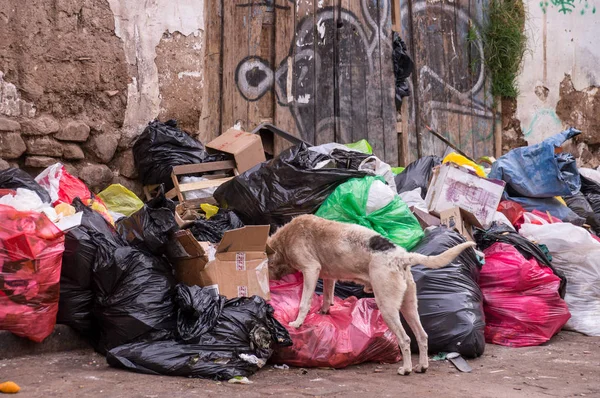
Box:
[394, 155, 442, 198]
[133, 120, 228, 190]
[116, 188, 179, 255]
[92, 236, 177, 354]
[474, 223, 567, 298]
[407, 227, 485, 358]
[106, 285, 292, 380]
[57, 198, 123, 337]
[0, 167, 51, 203]
[214, 143, 367, 231]
[392, 32, 414, 108]
[329, 148, 371, 170]
[188, 210, 244, 243]
[565, 193, 600, 235]
[315, 280, 373, 300]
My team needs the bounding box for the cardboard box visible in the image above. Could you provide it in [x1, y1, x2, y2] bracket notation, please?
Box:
[207, 128, 266, 173]
[439, 207, 483, 242]
[410, 206, 441, 229]
[169, 225, 272, 300]
[425, 162, 506, 228]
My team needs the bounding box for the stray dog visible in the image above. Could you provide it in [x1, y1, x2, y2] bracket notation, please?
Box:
[267, 214, 476, 375]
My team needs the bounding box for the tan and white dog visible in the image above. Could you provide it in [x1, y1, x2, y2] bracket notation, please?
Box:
[267, 214, 476, 375]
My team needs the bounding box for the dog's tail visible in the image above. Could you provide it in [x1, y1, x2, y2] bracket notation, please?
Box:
[403, 242, 476, 269]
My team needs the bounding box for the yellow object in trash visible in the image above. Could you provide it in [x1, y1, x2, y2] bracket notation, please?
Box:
[443, 152, 487, 177]
[555, 196, 567, 206]
[0, 381, 20, 394]
[201, 203, 219, 220]
[54, 202, 76, 217]
[97, 184, 144, 217]
[85, 198, 114, 226]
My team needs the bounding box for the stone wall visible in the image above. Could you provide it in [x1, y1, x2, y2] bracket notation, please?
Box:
[0, 0, 206, 195]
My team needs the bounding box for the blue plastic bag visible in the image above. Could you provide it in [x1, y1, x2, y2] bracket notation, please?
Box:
[489, 128, 581, 198]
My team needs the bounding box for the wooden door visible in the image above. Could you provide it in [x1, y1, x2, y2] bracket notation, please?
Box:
[399, 0, 497, 163]
[206, 0, 399, 165]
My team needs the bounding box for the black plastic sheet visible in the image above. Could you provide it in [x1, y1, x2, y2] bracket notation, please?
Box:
[315, 280, 373, 300]
[116, 188, 179, 255]
[188, 210, 244, 244]
[107, 285, 292, 380]
[565, 193, 600, 235]
[392, 32, 414, 108]
[92, 237, 177, 354]
[214, 143, 366, 231]
[394, 155, 442, 198]
[57, 198, 123, 337]
[0, 167, 51, 203]
[133, 120, 228, 190]
[408, 227, 485, 358]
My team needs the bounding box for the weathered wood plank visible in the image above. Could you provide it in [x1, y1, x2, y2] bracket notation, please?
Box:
[377, 0, 399, 165]
[199, 0, 223, 144]
[273, 2, 297, 154]
[314, 0, 337, 145]
[247, 1, 275, 129]
[400, 0, 420, 163]
[338, 0, 364, 145]
[364, 0, 386, 161]
[221, 0, 250, 131]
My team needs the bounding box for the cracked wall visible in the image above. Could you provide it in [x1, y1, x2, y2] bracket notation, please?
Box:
[0, 0, 206, 195]
[512, 0, 600, 161]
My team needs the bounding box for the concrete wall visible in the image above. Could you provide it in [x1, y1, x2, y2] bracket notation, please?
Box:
[515, 0, 599, 155]
[0, 0, 206, 194]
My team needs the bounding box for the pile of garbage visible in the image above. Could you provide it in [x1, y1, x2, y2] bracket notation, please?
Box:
[1, 119, 599, 382]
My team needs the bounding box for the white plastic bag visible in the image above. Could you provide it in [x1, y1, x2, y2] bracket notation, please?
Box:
[180, 176, 218, 200]
[366, 179, 396, 215]
[359, 156, 397, 191]
[398, 187, 427, 213]
[0, 188, 59, 220]
[519, 222, 600, 336]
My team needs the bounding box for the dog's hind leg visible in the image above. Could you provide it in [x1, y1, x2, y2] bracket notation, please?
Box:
[400, 273, 429, 373]
[289, 264, 321, 328]
[319, 279, 336, 314]
[371, 266, 413, 375]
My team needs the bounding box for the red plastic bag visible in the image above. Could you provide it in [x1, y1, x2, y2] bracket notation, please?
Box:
[497, 201, 525, 228]
[480, 243, 570, 347]
[35, 163, 92, 206]
[269, 273, 401, 368]
[0, 205, 64, 342]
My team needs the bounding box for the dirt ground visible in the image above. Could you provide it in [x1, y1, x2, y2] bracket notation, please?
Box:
[1, 331, 598, 398]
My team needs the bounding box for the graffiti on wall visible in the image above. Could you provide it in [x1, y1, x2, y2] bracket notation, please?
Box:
[399, 0, 497, 159]
[235, 0, 392, 144]
[540, 0, 596, 15]
[401, 0, 494, 120]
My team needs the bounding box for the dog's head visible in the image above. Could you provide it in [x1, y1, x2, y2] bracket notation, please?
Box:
[267, 251, 294, 281]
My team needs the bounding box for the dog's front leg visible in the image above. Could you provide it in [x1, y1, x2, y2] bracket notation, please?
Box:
[319, 279, 336, 314]
[289, 267, 320, 328]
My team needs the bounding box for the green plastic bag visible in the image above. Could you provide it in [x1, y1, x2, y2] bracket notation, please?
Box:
[345, 139, 373, 155]
[316, 176, 424, 250]
[97, 184, 144, 217]
[392, 166, 405, 175]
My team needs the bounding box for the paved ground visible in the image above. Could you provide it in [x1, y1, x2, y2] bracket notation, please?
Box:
[1, 331, 598, 398]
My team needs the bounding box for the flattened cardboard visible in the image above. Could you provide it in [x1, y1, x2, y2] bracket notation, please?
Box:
[171, 226, 271, 300]
[410, 206, 440, 229]
[207, 128, 266, 173]
[425, 162, 505, 228]
[440, 207, 483, 242]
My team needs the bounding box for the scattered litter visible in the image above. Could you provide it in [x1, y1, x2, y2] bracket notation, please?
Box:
[228, 377, 252, 385]
[273, 364, 289, 370]
[0, 381, 20, 394]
